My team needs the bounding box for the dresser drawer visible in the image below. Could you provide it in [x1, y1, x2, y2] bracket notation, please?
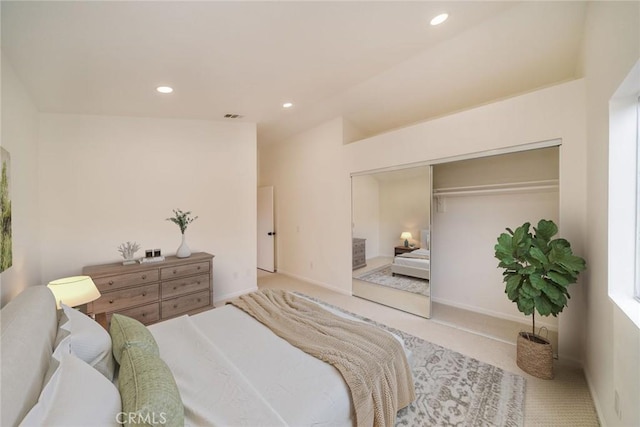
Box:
[162, 290, 210, 319]
[107, 303, 160, 325]
[93, 270, 159, 292]
[161, 261, 209, 280]
[162, 274, 210, 299]
[93, 284, 159, 313]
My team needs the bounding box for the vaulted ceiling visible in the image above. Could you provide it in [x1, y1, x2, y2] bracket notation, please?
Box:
[1, 1, 587, 144]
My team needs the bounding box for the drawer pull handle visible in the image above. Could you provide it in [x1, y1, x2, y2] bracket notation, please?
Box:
[197, 266, 201, 270]
[108, 281, 114, 286]
[109, 300, 114, 304]
[173, 269, 178, 274]
[197, 281, 200, 284]
[142, 292, 147, 297]
[173, 286, 177, 290]
[142, 313, 146, 317]
[142, 274, 147, 279]
[197, 298, 201, 302]
[173, 304, 178, 309]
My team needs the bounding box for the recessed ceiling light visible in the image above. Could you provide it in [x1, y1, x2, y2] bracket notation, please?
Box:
[156, 86, 173, 94]
[430, 13, 448, 26]
[282, 102, 293, 108]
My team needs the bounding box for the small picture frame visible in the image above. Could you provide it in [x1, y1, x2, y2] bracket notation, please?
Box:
[153, 249, 162, 257]
[145, 250, 153, 258]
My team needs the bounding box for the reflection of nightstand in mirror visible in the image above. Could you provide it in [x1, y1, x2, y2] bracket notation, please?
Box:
[394, 246, 418, 256]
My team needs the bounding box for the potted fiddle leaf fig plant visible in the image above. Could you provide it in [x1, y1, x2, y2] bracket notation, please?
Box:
[494, 219, 586, 379]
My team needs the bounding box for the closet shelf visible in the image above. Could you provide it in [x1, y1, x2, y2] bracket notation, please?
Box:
[433, 179, 559, 197]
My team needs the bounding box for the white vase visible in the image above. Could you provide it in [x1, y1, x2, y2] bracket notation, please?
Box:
[176, 233, 191, 258]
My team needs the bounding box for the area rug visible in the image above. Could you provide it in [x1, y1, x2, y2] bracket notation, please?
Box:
[298, 293, 526, 427]
[355, 265, 430, 296]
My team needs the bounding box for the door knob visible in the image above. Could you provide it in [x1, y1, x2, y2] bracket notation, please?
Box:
[268, 232, 276, 236]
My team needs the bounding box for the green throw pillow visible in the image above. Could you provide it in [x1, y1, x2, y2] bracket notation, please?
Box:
[109, 314, 159, 364]
[118, 345, 184, 427]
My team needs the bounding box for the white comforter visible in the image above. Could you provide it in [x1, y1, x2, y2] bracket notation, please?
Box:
[394, 248, 430, 269]
[149, 305, 354, 427]
[149, 300, 410, 427]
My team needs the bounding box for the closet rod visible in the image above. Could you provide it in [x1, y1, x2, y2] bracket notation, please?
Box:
[433, 179, 559, 197]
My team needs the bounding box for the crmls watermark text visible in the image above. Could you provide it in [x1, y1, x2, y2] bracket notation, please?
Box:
[116, 412, 168, 425]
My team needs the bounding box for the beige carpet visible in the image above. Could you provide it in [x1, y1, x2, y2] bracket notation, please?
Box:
[430, 302, 560, 355]
[256, 271, 600, 426]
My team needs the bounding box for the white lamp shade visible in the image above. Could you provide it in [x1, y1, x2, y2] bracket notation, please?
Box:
[47, 276, 101, 309]
[400, 232, 412, 240]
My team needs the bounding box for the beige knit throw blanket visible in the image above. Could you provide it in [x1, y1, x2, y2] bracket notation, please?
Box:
[230, 289, 415, 427]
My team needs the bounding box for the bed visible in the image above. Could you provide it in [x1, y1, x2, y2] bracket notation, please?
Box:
[1, 286, 414, 427]
[391, 229, 430, 280]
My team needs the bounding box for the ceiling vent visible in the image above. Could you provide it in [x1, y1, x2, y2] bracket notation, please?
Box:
[224, 113, 243, 119]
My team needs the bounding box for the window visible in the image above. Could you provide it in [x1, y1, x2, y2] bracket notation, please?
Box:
[636, 96, 640, 301]
[609, 60, 640, 328]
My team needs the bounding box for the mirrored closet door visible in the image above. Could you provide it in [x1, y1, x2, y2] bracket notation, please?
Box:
[351, 166, 432, 318]
[350, 145, 560, 348]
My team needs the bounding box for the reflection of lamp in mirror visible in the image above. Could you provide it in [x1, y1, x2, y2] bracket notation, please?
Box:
[47, 275, 101, 309]
[400, 232, 412, 247]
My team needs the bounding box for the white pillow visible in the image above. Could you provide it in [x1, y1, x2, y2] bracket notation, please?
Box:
[57, 304, 115, 381]
[19, 352, 121, 427]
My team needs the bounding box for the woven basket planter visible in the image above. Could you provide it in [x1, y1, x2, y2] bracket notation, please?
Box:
[516, 332, 553, 379]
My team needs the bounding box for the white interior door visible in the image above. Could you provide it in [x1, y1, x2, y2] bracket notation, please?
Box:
[257, 186, 275, 272]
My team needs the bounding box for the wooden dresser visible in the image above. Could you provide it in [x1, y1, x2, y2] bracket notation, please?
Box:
[83, 252, 214, 327]
[352, 238, 366, 270]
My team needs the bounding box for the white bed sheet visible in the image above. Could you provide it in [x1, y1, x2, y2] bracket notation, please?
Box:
[393, 255, 430, 270]
[150, 305, 354, 427]
[148, 313, 289, 427]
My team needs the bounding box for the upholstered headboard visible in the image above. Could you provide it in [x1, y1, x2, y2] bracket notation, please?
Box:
[1, 286, 58, 426]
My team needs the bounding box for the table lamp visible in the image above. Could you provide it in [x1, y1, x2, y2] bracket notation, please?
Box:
[47, 275, 101, 309]
[400, 232, 412, 247]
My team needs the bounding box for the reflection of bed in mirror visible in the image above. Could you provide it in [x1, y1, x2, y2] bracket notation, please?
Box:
[351, 165, 432, 319]
[391, 230, 430, 280]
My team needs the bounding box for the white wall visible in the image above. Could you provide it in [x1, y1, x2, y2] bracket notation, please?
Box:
[259, 118, 352, 294]
[378, 175, 429, 256]
[581, 2, 640, 426]
[0, 57, 42, 307]
[37, 113, 257, 302]
[351, 174, 380, 259]
[432, 191, 559, 328]
[432, 147, 559, 188]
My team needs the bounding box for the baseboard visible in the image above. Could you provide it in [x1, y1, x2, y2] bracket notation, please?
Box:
[583, 365, 606, 426]
[431, 296, 559, 332]
[556, 353, 583, 367]
[277, 269, 352, 296]
[214, 286, 258, 305]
